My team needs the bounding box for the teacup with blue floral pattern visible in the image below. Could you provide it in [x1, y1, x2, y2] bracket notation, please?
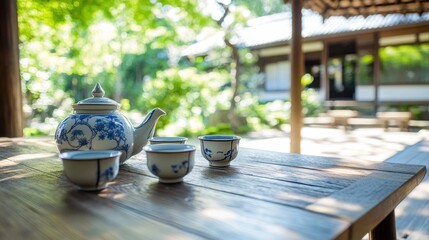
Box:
[198, 135, 241, 167]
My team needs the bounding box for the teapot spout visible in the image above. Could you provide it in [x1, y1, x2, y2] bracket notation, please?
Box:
[132, 108, 166, 156]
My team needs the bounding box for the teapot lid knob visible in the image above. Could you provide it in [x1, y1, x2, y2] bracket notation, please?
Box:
[73, 83, 120, 112]
[92, 83, 105, 97]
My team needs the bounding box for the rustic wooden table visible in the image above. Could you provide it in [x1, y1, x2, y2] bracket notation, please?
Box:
[0, 137, 426, 240]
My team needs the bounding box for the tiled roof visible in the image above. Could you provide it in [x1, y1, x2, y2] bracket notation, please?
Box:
[285, 0, 429, 18]
[182, 10, 429, 56]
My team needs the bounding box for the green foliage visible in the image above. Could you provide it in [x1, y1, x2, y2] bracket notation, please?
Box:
[301, 73, 314, 87]
[23, 127, 49, 137]
[302, 88, 325, 117]
[119, 49, 170, 108]
[379, 44, 429, 83]
[259, 100, 291, 128]
[357, 54, 373, 85]
[17, 0, 211, 131]
[248, 88, 324, 129]
[18, 0, 313, 137]
[234, 0, 289, 16]
[141, 67, 228, 136]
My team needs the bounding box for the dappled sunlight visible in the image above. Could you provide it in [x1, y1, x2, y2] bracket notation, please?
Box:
[0, 173, 31, 182]
[308, 197, 364, 217]
[242, 127, 423, 162]
[0, 172, 32, 182]
[97, 180, 128, 199]
[240, 137, 291, 153]
[8, 152, 57, 162]
[0, 164, 32, 182]
[320, 166, 369, 177]
[419, 207, 429, 217]
[406, 182, 429, 200]
[98, 185, 127, 199]
[202, 208, 239, 221]
[276, 191, 317, 203]
[0, 141, 13, 147]
[15, 137, 57, 148]
[262, 225, 306, 239]
[419, 145, 429, 152]
[0, 159, 18, 167]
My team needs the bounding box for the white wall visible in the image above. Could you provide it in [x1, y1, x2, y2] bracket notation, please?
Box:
[259, 90, 289, 102]
[265, 61, 291, 91]
[356, 85, 429, 102]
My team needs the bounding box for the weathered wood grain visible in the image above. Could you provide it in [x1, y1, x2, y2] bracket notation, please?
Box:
[307, 168, 426, 240]
[241, 148, 425, 175]
[1, 140, 363, 208]
[0, 159, 350, 240]
[385, 138, 429, 239]
[0, 138, 426, 240]
[0, 160, 203, 240]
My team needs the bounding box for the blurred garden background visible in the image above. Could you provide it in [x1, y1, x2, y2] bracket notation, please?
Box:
[18, 0, 429, 137]
[19, 0, 323, 137]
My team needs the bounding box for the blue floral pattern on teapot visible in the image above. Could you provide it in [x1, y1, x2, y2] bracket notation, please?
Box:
[56, 114, 130, 154]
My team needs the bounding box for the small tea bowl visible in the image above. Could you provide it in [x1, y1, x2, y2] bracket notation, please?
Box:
[149, 137, 188, 145]
[59, 150, 121, 191]
[143, 144, 195, 183]
[198, 135, 241, 167]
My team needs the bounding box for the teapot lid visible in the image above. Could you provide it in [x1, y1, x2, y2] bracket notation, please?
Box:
[73, 83, 120, 111]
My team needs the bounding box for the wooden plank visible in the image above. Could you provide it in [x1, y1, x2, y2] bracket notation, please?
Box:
[123, 161, 336, 208]
[0, 137, 58, 159]
[0, 158, 351, 240]
[2, 139, 426, 239]
[307, 167, 426, 240]
[2, 146, 344, 208]
[1, 141, 423, 209]
[3, 142, 388, 210]
[108, 170, 350, 240]
[0, 162, 204, 240]
[384, 138, 429, 239]
[239, 148, 425, 175]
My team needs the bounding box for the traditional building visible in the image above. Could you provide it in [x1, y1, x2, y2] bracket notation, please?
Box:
[184, 10, 429, 111]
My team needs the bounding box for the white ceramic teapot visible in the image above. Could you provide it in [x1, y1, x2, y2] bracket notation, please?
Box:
[55, 83, 166, 164]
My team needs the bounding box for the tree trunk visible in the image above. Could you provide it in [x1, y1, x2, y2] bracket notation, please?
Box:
[225, 39, 242, 133]
[0, 0, 23, 137]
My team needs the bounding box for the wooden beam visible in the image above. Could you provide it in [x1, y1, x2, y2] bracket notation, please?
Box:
[321, 40, 329, 104]
[0, 0, 23, 137]
[290, 0, 303, 154]
[373, 32, 380, 114]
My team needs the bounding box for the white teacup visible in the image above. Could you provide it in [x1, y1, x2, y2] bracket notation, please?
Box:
[60, 150, 121, 191]
[143, 144, 195, 183]
[149, 137, 187, 144]
[198, 135, 241, 167]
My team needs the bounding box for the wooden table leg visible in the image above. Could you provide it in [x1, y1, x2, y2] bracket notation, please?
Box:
[369, 210, 397, 240]
[400, 120, 409, 132]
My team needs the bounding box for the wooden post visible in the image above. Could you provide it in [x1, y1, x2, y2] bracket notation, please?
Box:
[373, 33, 380, 114]
[369, 210, 397, 240]
[290, 0, 303, 153]
[0, 0, 23, 137]
[321, 40, 329, 103]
